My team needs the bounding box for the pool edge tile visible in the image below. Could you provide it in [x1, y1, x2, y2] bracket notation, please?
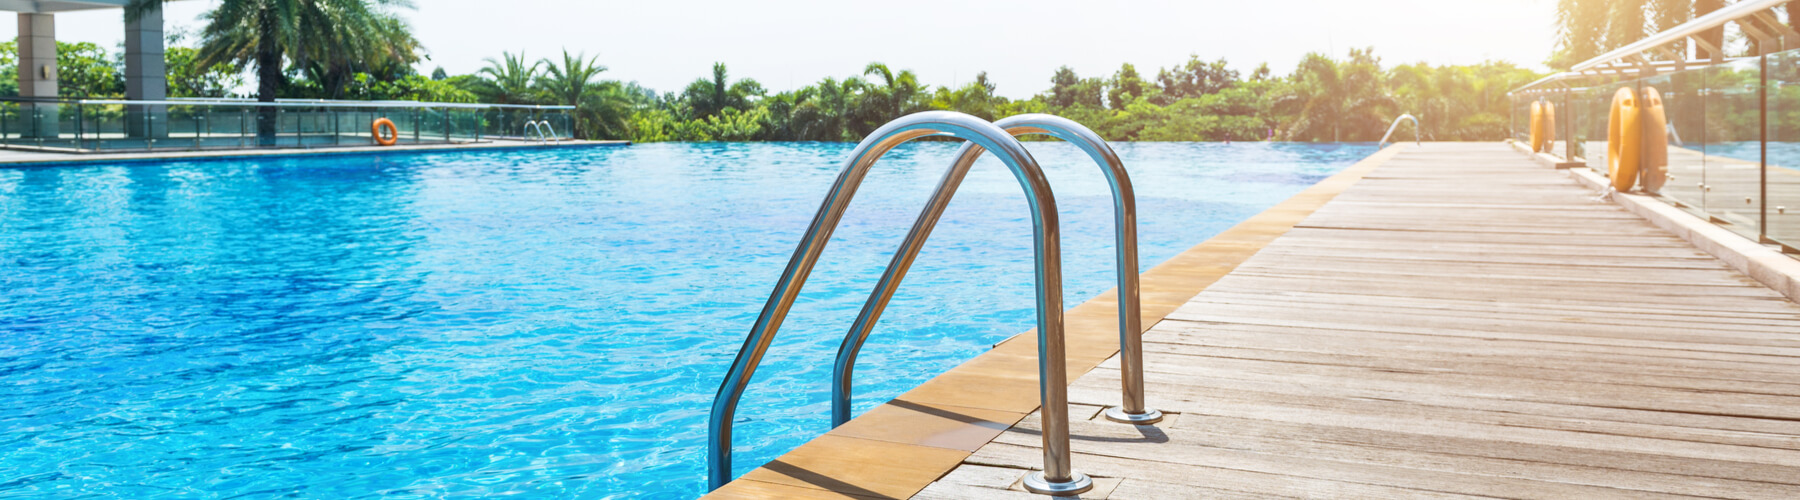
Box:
[733, 435, 970, 499]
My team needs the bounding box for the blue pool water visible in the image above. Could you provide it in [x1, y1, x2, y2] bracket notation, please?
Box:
[1696, 141, 1800, 170]
[0, 141, 1373, 498]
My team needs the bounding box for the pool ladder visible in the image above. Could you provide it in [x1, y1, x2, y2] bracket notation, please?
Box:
[1377, 113, 1421, 147]
[523, 120, 557, 144]
[708, 111, 1161, 496]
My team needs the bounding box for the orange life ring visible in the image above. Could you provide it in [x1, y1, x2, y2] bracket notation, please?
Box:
[1539, 101, 1556, 153]
[1528, 101, 1543, 152]
[1607, 87, 1641, 192]
[1639, 86, 1670, 194]
[372, 118, 399, 146]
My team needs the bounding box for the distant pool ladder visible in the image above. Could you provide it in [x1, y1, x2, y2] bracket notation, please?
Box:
[523, 120, 557, 144]
[1378, 113, 1421, 147]
[708, 111, 1159, 496]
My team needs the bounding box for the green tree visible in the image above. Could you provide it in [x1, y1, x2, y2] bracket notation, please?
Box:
[1107, 63, 1150, 110]
[57, 41, 123, 98]
[537, 50, 606, 108]
[128, 0, 418, 141]
[680, 63, 763, 119]
[1550, 0, 1716, 69]
[537, 50, 626, 139]
[1272, 48, 1396, 141]
[1154, 55, 1237, 103]
[857, 62, 925, 127]
[165, 31, 242, 98]
[929, 71, 1006, 121]
[478, 51, 542, 105]
[791, 76, 862, 141]
[1047, 66, 1103, 108]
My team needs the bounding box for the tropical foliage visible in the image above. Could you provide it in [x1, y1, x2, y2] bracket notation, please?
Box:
[587, 51, 1537, 143]
[1542, 0, 1800, 69]
[16, 2, 1544, 143]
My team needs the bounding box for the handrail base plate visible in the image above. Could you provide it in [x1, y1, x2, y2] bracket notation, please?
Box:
[1023, 471, 1094, 496]
[1102, 407, 1165, 425]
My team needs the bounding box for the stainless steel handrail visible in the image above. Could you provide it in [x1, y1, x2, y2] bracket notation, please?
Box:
[538, 121, 560, 143]
[707, 111, 1092, 496]
[523, 120, 560, 143]
[830, 113, 1162, 433]
[1378, 113, 1421, 147]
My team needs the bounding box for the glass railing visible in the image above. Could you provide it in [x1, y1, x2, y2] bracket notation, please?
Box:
[0, 97, 575, 153]
[1515, 50, 1800, 253]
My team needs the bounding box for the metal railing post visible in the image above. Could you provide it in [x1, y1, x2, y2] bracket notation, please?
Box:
[707, 111, 1093, 496]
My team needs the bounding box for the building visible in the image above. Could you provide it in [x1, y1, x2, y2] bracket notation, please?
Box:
[0, 0, 165, 137]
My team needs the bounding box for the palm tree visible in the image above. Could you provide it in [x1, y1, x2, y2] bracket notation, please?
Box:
[681, 63, 764, 119]
[539, 50, 607, 107]
[792, 76, 862, 141]
[577, 83, 632, 140]
[929, 72, 1005, 122]
[127, 0, 417, 142]
[1272, 49, 1397, 142]
[479, 51, 542, 105]
[1550, 0, 1717, 69]
[300, 13, 421, 99]
[537, 50, 625, 140]
[857, 62, 924, 130]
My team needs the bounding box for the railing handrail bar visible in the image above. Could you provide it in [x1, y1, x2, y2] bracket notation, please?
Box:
[0, 96, 574, 110]
[166, 97, 573, 110]
[707, 111, 1092, 495]
[1511, 0, 1784, 94]
[1378, 113, 1421, 147]
[1571, 0, 1785, 73]
[829, 113, 1162, 431]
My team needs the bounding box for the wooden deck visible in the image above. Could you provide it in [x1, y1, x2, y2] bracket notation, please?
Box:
[918, 142, 1800, 499]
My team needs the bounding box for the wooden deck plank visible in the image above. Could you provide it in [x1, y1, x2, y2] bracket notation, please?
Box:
[917, 143, 1800, 499]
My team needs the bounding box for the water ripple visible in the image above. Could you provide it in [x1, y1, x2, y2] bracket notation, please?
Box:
[0, 142, 1372, 498]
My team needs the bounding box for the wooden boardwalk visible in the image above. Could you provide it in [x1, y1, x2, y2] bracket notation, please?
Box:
[917, 143, 1800, 499]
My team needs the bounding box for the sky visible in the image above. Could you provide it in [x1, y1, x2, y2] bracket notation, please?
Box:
[5, 0, 1559, 99]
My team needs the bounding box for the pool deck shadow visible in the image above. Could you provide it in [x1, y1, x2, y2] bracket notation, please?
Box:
[705, 144, 1405, 499]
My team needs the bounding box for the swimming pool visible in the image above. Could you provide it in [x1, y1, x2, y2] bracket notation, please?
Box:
[0, 141, 1374, 498]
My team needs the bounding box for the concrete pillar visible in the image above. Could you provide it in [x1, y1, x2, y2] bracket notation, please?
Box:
[124, 4, 167, 139]
[16, 13, 57, 138]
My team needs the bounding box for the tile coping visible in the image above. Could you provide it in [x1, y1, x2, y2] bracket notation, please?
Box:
[0, 140, 629, 168]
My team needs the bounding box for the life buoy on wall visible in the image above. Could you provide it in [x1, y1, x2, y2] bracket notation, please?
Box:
[372, 118, 399, 146]
[1639, 86, 1670, 194]
[1528, 100, 1544, 153]
[1539, 101, 1556, 153]
[1607, 87, 1641, 192]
